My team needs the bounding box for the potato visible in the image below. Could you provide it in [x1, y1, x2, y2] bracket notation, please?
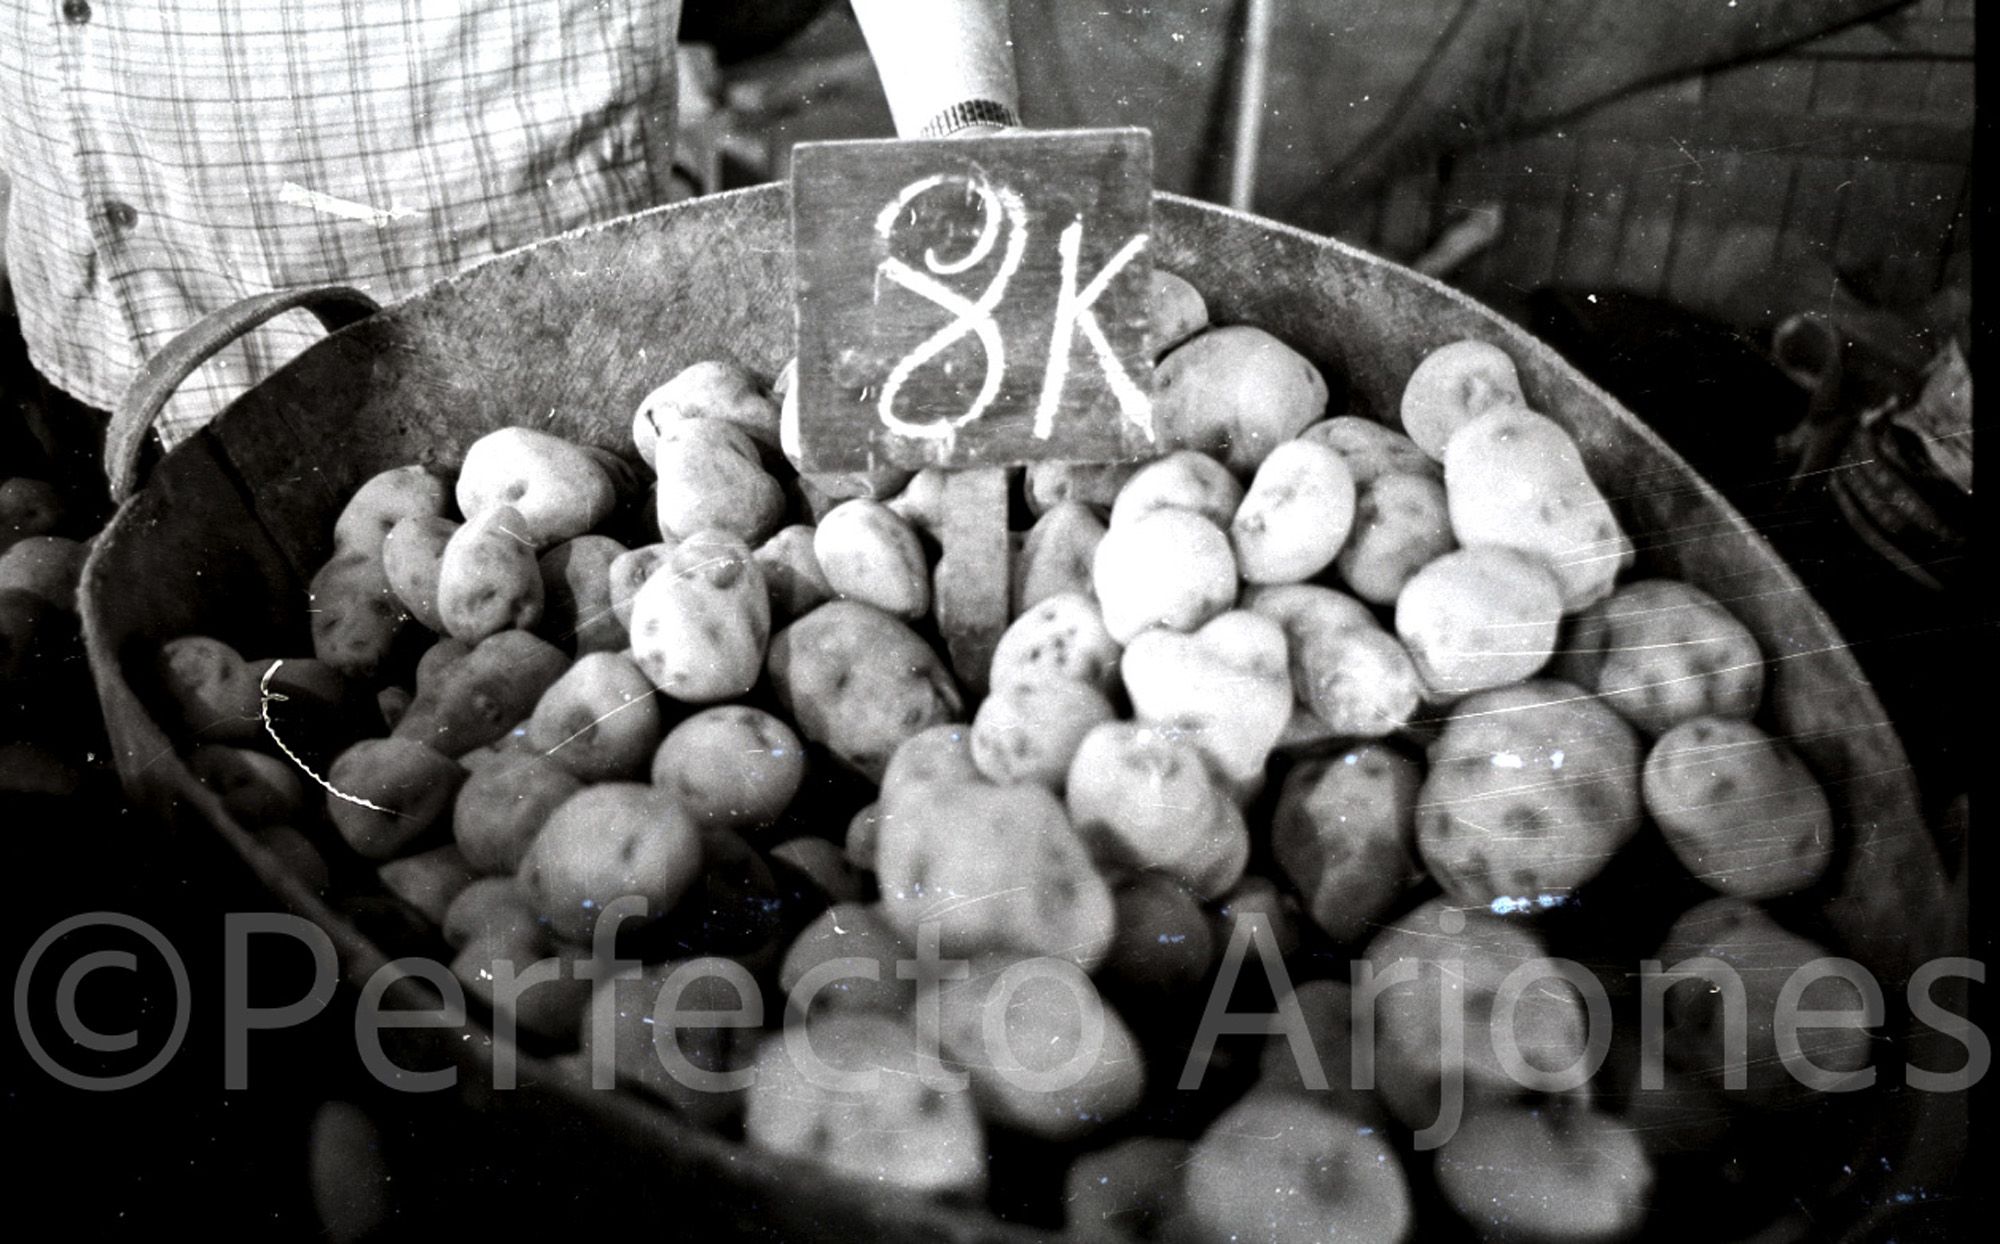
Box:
[0, 535, 87, 610]
[1181, 1092, 1412, 1244]
[844, 803, 885, 872]
[1120, 611, 1292, 791]
[326, 737, 465, 860]
[310, 549, 411, 679]
[1092, 508, 1237, 645]
[1362, 897, 1593, 1130]
[442, 874, 538, 951]
[744, 1011, 986, 1196]
[654, 419, 785, 545]
[799, 465, 917, 516]
[935, 952, 1145, 1139]
[414, 636, 471, 694]
[536, 533, 629, 654]
[523, 650, 662, 781]
[1435, 1101, 1653, 1243]
[1154, 325, 1329, 475]
[1444, 406, 1632, 612]
[1229, 439, 1357, 584]
[158, 636, 265, 742]
[1025, 459, 1140, 516]
[333, 464, 449, 556]
[1247, 584, 1420, 736]
[189, 744, 305, 827]
[769, 836, 867, 906]
[767, 600, 963, 782]
[813, 499, 928, 619]
[379, 514, 459, 633]
[580, 958, 762, 1131]
[776, 902, 913, 1020]
[376, 686, 411, 729]
[0, 477, 66, 543]
[1273, 744, 1426, 944]
[451, 930, 589, 1045]
[1655, 896, 1873, 1107]
[1338, 473, 1454, 606]
[969, 676, 1115, 789]
[628, 531, 770, 703]
[1149, 267, 1209, 356]
[1066, 723, 1250, 898]
[393, 629, 568, 757]
[1299, 415, 1439, 483]
[518, 781, 702, 944]
[455, 427, 615, 546]
[631, 359, 782, 467]
[1416, 680, 1643, 905]
[1643, 717, 1833, 899]
[376, 843, 478, 926]
[875, 779, 1115, 969]
[1399, 338, 1527, 460]
[1210, 873, 1307, 960]
[752, 525, 833, 623]
[1555, 578, 1765, 737]
[880, 466, 949, 536]
[988, 591, 1122, 694]
[1108, 449, 1244, 531]
[1394, 546, 1563, 696]
[1098, 871, 1215, 1000]
[651, 705, 805, 832]
[607, 540, 675, 631]
[879, 722, 981, 802]
[1257, 979, 1387, 1124]
[1011, 502, 1103, 617]
[1064, 1137, 1190, 1241]
[453, 751, 583, 874]
[435, 504, 543, 643]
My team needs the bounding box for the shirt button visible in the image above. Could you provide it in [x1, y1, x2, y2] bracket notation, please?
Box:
[104, 201, 139, 230]
[61, 0, 90, 24]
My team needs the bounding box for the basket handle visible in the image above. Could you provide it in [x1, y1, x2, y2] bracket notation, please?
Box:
[106, 284, 382, 504]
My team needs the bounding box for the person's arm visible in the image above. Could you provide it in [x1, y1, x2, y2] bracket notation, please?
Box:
[847, 0, 1018, 138]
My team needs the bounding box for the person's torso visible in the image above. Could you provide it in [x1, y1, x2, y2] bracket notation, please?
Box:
[1, 0, 682, 443]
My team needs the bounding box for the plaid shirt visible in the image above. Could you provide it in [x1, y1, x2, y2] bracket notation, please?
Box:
[0, 1, 681, 448]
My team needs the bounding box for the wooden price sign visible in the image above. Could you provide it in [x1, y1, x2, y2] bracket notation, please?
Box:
[790, 128, 1158, 687]
[790, 127, 1157, 472]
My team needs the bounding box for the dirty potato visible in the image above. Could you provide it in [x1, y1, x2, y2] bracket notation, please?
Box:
[1416, 680, 1643, 906]
[1444, 406, 1632, 612]
[1273, 745, 1425, 944]
[333, 464, 450, 556]
[969, 676, 1116, 789]
[1394, 546, 1563, 697]
[988, 592, 1122, 694]
[1555, 578, 1765, 737]
[1108, 449, 1244, 531]
[1399, 338, 1527, 461]
[310, 549, 411, 679]
[1230, 439, 1357, 584]
[455, 427, 616, 547]
[1012, 501, 1106, 616]
[1092, 508, 1237, 645]
[651, 706, 805, 833]
[753, 525, 834, 623]
[536, 533, 629, 654]
[1154, 326, 1329, 475]
[814, 499, 929, 620]
[1337, 472, 1455, 606]
[654, 419, 786, 545]
[628, 531, 771, 703]
[380, 514, 460, 634]
[435, 504, 543, 643]
[632, 359, 781, 466]
[767, 600, 963, 782]
[1642, 716, 1833, 899]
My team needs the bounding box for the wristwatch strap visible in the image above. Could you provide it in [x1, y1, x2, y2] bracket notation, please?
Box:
[917, 99, 1022, 139]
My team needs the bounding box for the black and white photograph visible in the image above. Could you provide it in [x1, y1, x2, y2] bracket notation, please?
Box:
[1, 2, 1980, 1239]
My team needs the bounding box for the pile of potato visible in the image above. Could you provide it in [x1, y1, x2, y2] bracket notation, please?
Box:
[152, 273, 1866, 1242]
